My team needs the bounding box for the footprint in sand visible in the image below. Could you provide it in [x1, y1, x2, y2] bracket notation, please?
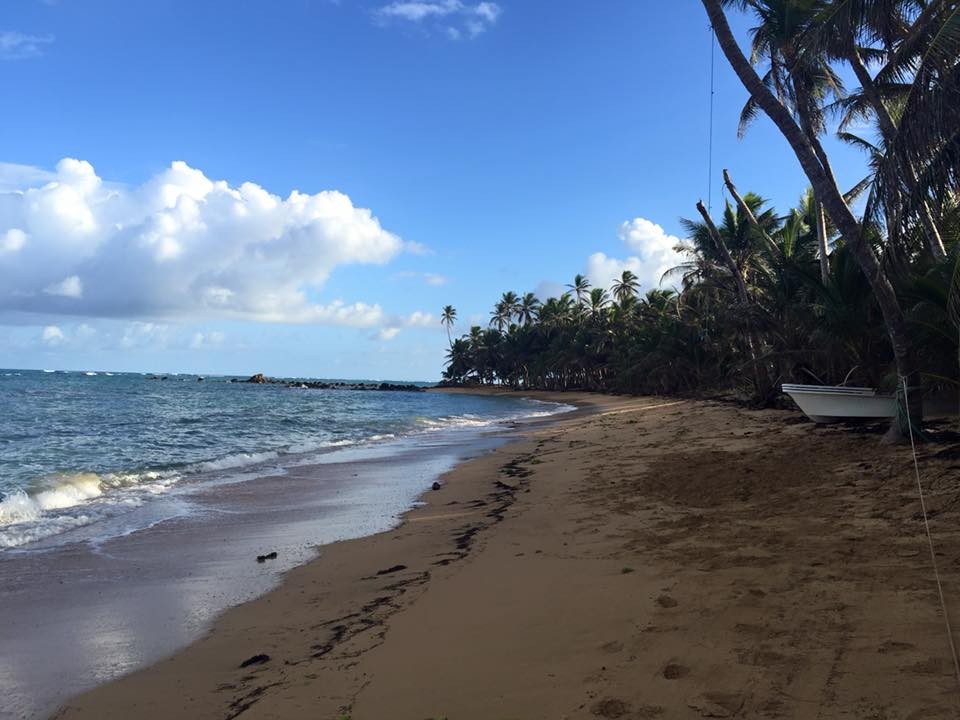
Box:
[656, 594, 678, 608]
[591, 698, 631, 718]
[662, 663, 690, 679]
[878, 640, 915, 654]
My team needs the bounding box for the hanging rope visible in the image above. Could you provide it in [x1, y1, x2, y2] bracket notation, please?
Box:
[708, 24, 716, 213]
[902, 378, 960, 692]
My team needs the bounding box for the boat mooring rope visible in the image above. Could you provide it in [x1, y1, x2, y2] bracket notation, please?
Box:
[902, 378, 960, 691]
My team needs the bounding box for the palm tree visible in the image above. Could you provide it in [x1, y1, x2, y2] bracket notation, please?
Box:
[701, 0, 922, 439]
[587, 287, 610, 322]
[567, 274, 591, 306]
[500, 291, 522, 322]
[518, 292, 541, 325]
[490, 300, 511, 332]
[611, 270, 640, 305]
[440, 305, 457, 347]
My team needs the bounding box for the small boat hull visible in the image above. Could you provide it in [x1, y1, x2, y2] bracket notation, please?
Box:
[781, 384, 897, 423]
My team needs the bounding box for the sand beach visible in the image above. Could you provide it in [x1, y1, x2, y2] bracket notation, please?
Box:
[49, 390, 960, 719]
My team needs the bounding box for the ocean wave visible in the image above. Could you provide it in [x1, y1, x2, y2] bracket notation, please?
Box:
[0, 470, 179, 548]
[193, 450, 280, 472]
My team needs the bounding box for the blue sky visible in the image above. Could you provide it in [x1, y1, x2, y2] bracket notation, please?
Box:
[0, 0, 867, 380]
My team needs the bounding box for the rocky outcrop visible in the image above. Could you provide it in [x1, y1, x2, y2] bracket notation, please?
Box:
[231, 374, 426, 392]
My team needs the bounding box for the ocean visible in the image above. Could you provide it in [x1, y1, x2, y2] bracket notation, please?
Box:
[0, 369, 572, 718]
[0, 369, 569, 550]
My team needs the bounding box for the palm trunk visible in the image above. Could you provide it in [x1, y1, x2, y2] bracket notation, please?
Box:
[722, 170, 780, 257]
[702, 0, 922, 440]
[815, 199, 829, 284]
[696, 200, 770, 400]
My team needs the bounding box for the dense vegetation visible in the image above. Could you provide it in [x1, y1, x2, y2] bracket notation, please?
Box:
[440, 0, 959, 438]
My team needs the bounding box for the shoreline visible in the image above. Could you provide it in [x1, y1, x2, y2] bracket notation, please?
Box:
[3, 392, 571, 720]
[54, 391, 960, 719]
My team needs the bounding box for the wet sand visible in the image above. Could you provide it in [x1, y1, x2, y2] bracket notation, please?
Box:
[2, 429, 508, 720]
[54, 392, 960, 719]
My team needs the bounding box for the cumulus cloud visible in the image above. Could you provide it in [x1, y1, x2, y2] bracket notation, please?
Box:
[0, 158, 416, 328]
[0, 228, 26, 254]
[375, 1, 501, 38]
[373, 310, 436, 341]
[585, 217, 684, 295]
[0, 31, 54, 60]
[44, 275, 83, 299]
[41, 325, 64, 345]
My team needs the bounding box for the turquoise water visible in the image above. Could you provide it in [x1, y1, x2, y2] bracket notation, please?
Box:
[0, 369, 567, 549]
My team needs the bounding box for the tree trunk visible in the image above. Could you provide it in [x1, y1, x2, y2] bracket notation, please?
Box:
[815, 199, 830, 284]
[696, 199, 770, 401]
[702, 0, 921, 440]
[722, 170, 780, 257]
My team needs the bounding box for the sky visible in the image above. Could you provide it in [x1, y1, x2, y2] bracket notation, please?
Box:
[0, 0, 869, 380]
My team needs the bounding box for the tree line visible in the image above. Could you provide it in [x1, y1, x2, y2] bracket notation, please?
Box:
[441, 0, 958, 441]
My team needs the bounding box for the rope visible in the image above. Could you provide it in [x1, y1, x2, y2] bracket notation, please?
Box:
[902, 378, 960, 692]
[707, 24, 716, 214]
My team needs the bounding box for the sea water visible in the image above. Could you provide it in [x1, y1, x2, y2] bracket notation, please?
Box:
[0, 369, 574, 719]
[0, 369, 569, 550]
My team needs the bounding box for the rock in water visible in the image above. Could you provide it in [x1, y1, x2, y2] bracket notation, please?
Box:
[256, 551, 278, 563]
[432, 481, 442, 491]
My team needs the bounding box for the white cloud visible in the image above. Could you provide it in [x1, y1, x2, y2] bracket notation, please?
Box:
[41, 325, 63, 345]
[0, 31, 54, 60]
[585, 217, 684, 294]
[189, 330, 226, 350]
[373, 310, 436, 341]
[424, 272, 447, 286]
[0, 228, 26, 254]
[404, 310, 434, 327]
[0, 162, 56, 192]
[0, 158, 409, 327]
[375, 1, 501, 37]
[44, 275, 83, 299]
[376, 327, 401, 341]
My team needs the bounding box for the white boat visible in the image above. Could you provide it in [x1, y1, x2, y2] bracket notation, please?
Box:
[781, 383, 897, 424]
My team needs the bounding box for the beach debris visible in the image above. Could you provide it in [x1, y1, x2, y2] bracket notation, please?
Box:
[376, 564, 407, 575]
[432, 481, 442, 491]
[256, 551, 278, 563]
[238, 653, 270, 668]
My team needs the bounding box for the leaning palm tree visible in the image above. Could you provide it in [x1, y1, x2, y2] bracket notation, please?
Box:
[701, 0, 923, 440]
[440, 305, 457, 347]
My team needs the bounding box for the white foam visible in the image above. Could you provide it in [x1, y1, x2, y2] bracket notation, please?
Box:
[194, 451, 279, 472]
[32, 473, 103, 510]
